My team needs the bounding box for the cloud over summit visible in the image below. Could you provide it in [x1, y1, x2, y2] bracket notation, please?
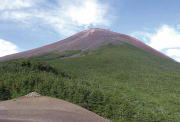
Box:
[0, 0, 110, 36]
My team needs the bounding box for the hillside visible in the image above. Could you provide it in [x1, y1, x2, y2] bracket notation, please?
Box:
[0, 29, 180, 122]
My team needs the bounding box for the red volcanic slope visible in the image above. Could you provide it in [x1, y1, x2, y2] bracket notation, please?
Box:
[0, 28, 169, 61]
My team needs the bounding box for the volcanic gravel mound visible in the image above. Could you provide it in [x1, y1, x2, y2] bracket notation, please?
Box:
[0, 92, 110, 122]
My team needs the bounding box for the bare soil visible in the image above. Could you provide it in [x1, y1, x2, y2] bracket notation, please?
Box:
[0, 93, 110, 122]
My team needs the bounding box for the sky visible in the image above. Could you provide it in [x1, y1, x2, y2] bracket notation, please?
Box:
[0, 0, 180, 62]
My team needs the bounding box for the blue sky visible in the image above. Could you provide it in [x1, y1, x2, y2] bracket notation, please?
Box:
[0, 0, 180, 62]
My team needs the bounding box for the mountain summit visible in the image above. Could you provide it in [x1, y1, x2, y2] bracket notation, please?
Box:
[0, 28, 168, 61]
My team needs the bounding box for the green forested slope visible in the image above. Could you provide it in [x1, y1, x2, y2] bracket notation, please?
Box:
[0, 43, 180, 122]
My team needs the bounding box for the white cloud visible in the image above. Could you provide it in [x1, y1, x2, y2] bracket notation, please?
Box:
[175, 58, 180, 62]
[166, 49, 180, 57]
[0, 0, 34, 10]
[149, 25, 180, 50]
[131, 25, 180, 62]
[0, 39, 19, 57]
[66, 0, 108, 26]
[0, 0, 110, 36]
[1, 11, 32, 20]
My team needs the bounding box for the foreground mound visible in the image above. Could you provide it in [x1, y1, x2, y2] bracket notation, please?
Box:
[0, 92, 110, 122]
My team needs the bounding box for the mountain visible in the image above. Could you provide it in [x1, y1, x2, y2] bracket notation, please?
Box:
[0, 92, 110, 122]
[0, 28, 169, 61]
[0, 29, 179, 122]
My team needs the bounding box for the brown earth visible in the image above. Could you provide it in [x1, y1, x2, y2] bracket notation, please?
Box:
[0, 92, 110, 122]
[0, 28, 169, 61]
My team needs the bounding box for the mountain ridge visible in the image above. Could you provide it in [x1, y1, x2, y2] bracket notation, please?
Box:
[0, 28, 169, 61]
